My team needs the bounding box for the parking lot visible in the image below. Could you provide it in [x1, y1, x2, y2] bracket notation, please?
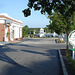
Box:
[0, 38, 65, 75]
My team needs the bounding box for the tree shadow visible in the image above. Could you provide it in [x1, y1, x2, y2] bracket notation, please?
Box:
[2, 64, 33, 75]
[0, 45, 18, 64]
[21, 50, 46, 56]
[7, 43, 35, 48]
[0, 45, 63, 75]
[20, 49, 63, 75]
[0, 52, 32, 75]
[0, 46, 32, 75]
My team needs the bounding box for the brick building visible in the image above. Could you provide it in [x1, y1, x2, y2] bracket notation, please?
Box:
[0, 13, 22, 42]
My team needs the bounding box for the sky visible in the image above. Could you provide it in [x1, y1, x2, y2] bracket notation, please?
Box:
[0, 0, 50, 28]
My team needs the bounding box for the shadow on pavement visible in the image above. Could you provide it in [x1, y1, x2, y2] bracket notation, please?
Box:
[0, 46, 32, 75]
[0, 49, 62, 75]
[0, 42, 63, 75]
[0, 46, 18, 64]
[21, 50, 46, 56]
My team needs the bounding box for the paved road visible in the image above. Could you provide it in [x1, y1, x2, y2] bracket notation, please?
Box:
[0, 38, 65, 75]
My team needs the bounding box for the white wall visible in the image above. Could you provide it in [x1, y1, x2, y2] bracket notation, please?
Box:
[0, 19, 5, 23]
[14, 26, 19, 38]
[20, 27, 22, 38]
[5, 25, 8, 41]
[40, 34, 46, 37]
[10, 25, 14, 41]
[11, 22, 22, 39]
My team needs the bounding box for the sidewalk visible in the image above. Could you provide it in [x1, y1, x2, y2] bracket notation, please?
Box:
[0, 40, 21, 46]
[0, 42, 9, 45]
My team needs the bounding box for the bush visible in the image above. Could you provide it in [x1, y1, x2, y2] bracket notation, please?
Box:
[56, 38, 65, 43]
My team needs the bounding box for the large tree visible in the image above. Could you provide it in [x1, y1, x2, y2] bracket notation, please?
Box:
[22, 0, 75, 49]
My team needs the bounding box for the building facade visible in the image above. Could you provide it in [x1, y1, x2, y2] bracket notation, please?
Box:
[39, 28, 46, 37]
[0, 13, 22, 42]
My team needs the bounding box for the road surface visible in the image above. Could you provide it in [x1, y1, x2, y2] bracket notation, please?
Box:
[0, 38, 65, 75]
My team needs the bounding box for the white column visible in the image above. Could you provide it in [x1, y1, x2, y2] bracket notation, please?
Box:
[5, 25, 8, 41]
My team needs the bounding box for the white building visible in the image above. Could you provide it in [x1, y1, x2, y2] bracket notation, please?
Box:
[39, 28, 46, 37]
[0, 13, 22, 42]
[53, 32, 59, 37]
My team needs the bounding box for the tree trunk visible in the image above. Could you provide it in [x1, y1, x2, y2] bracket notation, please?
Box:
[66, 31, 69, 50]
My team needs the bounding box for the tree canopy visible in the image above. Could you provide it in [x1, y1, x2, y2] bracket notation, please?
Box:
[48, 13, 68, 34]
[22, 0, 75, 17]
[22, 0, 75, 49]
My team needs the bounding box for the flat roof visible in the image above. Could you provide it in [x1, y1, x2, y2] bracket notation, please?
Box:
[0, 13, 22, 24]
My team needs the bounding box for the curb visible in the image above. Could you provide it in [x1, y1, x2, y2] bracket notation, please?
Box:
[58, 49, 68, 75]
[0, 42, 10, 46]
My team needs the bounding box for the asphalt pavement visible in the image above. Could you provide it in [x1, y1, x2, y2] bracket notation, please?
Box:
[0, 38, 66, 75]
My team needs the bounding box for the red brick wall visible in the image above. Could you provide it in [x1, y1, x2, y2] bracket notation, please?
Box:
[0, 24, 5, 41]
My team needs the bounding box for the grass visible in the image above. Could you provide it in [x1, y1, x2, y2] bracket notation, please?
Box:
[65, 50, 75, 70]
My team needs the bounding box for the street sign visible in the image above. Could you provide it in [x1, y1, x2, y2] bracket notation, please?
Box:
[71, 49, 75, 51]
[68, 30, 75, 60]
[68, 30, 75, 47]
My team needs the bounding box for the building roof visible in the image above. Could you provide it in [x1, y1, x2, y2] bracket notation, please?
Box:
[0, 13, 22, 24]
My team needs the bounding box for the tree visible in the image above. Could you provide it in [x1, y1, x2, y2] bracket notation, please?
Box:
[48, 13, 66, 35]
[22, 0, 75, 17]
[48, 12, 75, 49]
[71, 12, 75, 30]
[22, 0, 75, 49]
[23, 25, 29, 37]
[44, 27, 50, 33]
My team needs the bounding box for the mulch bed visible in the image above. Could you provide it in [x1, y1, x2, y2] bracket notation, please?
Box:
[60, 49, 75, 75]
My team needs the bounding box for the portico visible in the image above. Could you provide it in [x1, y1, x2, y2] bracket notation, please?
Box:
[0, 13, 22, 42]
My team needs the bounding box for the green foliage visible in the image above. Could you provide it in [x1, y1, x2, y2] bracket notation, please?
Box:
[56, 38, 65, 43]
[29, 28, 40, 34]
[23, 26, 41, 38]
[44, 27, 50, 33]
[71, 12, 75, 31]
[47, 11, 75, 49]
[22, 0, 75, 17]
[47, 13, 66, 34]
[23, 25, 29, 37]
[22, 8, 31, 17]
[65, 50, 75, 70]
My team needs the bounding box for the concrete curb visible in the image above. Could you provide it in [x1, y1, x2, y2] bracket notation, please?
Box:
[0, 42, 9, 45]
[58, 49, 68, 75]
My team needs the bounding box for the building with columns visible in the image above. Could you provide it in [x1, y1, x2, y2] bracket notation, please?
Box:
[0, 13, 22, 42]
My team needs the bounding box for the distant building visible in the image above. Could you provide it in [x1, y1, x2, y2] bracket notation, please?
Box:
[46, 32, 59, 37]
[39, 28, 46, 37]
[0, 13, 23, 42]
[53, 32, 58, 37]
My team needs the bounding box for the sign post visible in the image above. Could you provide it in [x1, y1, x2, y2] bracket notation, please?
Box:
[72, 47, 75, 60]
[68, 30, 75, 60]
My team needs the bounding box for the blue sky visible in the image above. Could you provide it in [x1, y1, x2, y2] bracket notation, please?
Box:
[0, 0, 50, 28]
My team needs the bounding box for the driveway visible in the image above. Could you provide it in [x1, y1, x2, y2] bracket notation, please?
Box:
[0, 38, 64, 75]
